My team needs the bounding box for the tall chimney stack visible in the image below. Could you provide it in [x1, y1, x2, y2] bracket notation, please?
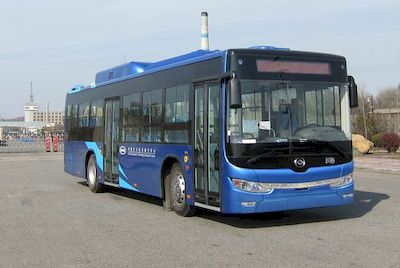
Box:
[200, 12, 209, 50]
[30, 82, 34, 103]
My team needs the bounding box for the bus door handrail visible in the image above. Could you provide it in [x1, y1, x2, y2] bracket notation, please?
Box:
[196, 130, 204, 165]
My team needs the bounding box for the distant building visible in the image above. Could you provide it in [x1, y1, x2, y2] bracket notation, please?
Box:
[0, 121, 47, 138]
[24, 104, 39, 122]
[23, 84, 64, 126]
[369, 108, 400, 135]
[0, 85, 65, 139]
[24, 84, 39, 122]
[33, 111, 64, 125]
[372, 108, 400, 114]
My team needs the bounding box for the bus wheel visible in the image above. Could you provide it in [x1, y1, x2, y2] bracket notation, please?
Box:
[169, 164, 195, 217]
[87, 155, 103, 193]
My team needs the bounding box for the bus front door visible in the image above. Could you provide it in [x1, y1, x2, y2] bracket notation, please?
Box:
[194, 82, 221, 210]
[104, 98, 120, 183]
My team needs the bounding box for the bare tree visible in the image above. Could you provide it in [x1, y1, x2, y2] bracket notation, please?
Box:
[369, 85, 400, 136]
[375, 86, 400, 109]
[351, 87, 375, 138]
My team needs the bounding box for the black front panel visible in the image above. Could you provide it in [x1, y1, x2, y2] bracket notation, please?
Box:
[226, 140, 352, 171]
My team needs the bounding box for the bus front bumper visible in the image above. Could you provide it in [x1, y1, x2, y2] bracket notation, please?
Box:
[222, 180, 354, 214]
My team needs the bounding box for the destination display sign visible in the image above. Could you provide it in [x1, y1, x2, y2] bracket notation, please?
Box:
[256, 60, 331, 75]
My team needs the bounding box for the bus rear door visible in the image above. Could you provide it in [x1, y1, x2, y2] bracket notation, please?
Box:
[104, 98, 120, 184]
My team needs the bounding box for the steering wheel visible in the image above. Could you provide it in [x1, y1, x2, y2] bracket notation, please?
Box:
[294, 124, 319, 135]
[242, 133, 255, 139]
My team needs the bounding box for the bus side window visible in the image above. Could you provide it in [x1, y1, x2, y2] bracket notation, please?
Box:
[164, 84, 189, 144]
[90, 100, 104, 142]
[121, 94, 140, 142]
[65, 105, 72, 140]
[141, 89, 162, 143]
[71, 104, 79, 140]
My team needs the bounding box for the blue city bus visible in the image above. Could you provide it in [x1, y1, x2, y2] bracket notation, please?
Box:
[64, 46, 358, 216]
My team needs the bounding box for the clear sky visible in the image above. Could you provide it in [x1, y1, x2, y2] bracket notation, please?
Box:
[0, 0, 399, 118]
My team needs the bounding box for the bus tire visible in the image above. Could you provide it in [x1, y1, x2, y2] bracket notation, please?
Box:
[169, 163, 195, 217]
[163, 174, 173, 211]
[87, 154, 103, 193]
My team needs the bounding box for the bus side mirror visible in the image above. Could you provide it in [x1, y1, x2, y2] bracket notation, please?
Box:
[348, 75, 358, 108]
[229, 75, 242, 109]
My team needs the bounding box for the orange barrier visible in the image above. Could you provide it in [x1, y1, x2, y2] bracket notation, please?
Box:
[53, 136, 59, 152]
[45, 137, 51, 152]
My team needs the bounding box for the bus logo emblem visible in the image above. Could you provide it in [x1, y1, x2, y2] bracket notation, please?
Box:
[119, 146, 126, 155]
[294, 157, 306, 168]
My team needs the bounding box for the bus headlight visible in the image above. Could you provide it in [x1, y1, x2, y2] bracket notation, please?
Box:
[231, 178, 273, 193]
[330, 173, 353, 188]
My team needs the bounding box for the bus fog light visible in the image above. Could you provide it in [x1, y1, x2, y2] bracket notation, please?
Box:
[330, 173, 353, 188]
[232, 178, 272, 193]
[241, 201, 256, 207]
[342, 193, 354, 198]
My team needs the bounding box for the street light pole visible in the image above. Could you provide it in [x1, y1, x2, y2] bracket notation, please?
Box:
[361, 90, 368, 139]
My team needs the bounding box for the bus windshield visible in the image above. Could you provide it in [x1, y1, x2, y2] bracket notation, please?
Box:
[227, 80, 350, 144]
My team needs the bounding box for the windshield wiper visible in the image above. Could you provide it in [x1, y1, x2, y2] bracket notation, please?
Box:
[247, 147, 290, 165]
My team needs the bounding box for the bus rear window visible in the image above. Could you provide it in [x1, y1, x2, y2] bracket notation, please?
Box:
[256, 60, 331, 75]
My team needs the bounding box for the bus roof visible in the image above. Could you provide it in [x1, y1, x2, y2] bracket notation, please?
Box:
[67, 46, 345, 95]
[68, 49, 225, 94]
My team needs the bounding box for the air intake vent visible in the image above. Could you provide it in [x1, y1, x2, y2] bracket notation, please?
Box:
[249, 45, 290, 51]
[95, 61, 151, 84]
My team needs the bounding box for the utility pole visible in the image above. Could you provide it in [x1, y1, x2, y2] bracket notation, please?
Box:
[361, 90, 368, 139]
[368, 95, 374, 113]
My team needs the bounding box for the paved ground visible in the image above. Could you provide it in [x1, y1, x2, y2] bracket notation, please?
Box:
[354, 155, 400, 173]
[0, 153, 399, 268]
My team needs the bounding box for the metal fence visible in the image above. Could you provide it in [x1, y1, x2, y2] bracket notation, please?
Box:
[0, 138, 64, 153]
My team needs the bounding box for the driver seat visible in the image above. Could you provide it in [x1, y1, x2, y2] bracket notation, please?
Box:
[276, 104, 298, 137]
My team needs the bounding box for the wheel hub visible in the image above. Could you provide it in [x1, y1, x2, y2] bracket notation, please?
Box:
[88, 163, 96, 185]
[171, 172, 185, 205]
